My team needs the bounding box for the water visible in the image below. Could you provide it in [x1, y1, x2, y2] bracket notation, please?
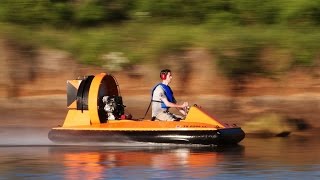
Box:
[0, 129, 319, 180]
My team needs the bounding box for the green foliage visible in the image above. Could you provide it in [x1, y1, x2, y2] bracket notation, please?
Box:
[134, 0, 236, 23]
[63, 28, 120, 65]
[291, 37, 320, 67]
[49, 2, 73, 26]
[0, 0, 53, 25]
[150, 26, 194, 57]
[1, 0, 320, 26]
[73, 1, 107, 26]
[73, 0, 134, 25]
[0, 0, 74, 27]
[281, 0, 320, 26]
[232, 0, 281, 25]
[205, 12, 240, 27]
[0, 0, 134, 27]
[0, 0, 320, 76]
[215, 35, 265, 79]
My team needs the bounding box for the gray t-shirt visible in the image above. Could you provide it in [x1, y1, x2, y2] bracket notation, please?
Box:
[151, 85, 167, 117]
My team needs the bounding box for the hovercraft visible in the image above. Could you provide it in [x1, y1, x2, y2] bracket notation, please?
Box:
[48, 73, 245, 145]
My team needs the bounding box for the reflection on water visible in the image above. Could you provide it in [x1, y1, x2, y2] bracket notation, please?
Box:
[0, 137, 319, 179]
[48, 146, 240, 179]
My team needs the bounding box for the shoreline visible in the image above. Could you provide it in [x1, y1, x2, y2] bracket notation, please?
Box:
[0, 94, 319, 133]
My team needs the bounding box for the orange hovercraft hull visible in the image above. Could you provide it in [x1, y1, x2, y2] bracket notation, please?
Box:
[48, 73, 245, 146]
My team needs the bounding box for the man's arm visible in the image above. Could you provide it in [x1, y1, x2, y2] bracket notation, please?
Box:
[160, 97, 188, 109]
[161, 97, 189, 116]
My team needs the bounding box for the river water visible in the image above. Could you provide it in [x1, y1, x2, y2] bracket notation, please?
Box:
[0, 128, 319, 180]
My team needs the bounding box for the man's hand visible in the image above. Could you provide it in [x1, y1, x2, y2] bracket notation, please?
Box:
[181, 102, 188, 108]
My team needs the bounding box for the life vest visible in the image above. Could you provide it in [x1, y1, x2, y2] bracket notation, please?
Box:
[151, 83, 176, 109]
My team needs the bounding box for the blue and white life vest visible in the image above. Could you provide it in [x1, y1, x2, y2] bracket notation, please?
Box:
[151, 83, 176, 109]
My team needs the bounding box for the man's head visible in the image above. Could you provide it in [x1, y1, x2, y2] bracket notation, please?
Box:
[160, 69, 172, 84]
[160, 69, 171, 80]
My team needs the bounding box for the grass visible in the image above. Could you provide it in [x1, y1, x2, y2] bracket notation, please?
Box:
[0, 22, 319, 75]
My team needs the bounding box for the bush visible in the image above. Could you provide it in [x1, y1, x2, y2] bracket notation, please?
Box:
[0, 0, 53, 25]
[0, 0, 134, 27]
[74, 0, 134, 25]
[2, 0, 320, 27]
[50, 2, 74, 26]
[73, 1, 107, 26]
[212, 32, 266, 79]
[281, 0, 320, 26]
[134, 0, 235, 23]
[232, 0, 281, 25]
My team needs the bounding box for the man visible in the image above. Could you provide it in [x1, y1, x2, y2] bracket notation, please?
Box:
[151, 69, 189, 121]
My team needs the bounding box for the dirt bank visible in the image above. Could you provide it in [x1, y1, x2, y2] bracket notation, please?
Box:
[0, 93, 319, 132]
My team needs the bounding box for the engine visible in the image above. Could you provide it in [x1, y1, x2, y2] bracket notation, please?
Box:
[66, 73, 126, 124]
[102, 95, 125, 120]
